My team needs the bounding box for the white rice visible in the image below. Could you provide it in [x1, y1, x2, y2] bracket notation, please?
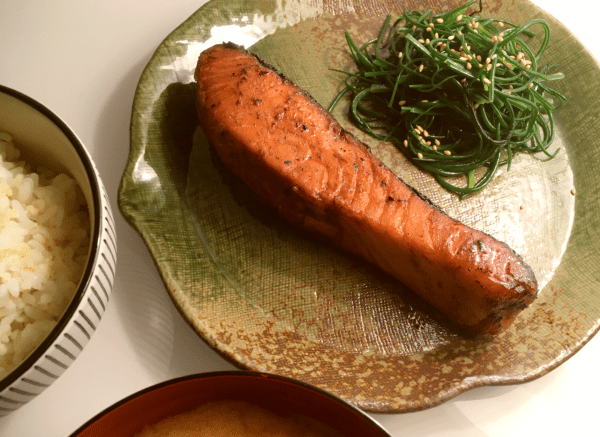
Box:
[0, 132, 90, 380]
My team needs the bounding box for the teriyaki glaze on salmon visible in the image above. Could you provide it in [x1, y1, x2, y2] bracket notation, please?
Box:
[194, 43, 538, 336]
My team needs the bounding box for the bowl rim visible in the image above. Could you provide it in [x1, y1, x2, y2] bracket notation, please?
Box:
[0, 84, 103, 392]
[68, 370, 392, 437]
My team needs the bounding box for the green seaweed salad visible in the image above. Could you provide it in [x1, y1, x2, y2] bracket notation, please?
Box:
[329, 0, 565, 198]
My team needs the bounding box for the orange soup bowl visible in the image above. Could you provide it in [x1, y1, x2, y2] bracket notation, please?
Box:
[70, 371, 391, 436]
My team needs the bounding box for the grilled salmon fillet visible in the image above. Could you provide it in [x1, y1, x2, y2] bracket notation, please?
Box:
[194, 43, 538, 335]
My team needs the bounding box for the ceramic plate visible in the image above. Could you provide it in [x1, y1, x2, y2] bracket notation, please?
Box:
[119, 0, 600, 413]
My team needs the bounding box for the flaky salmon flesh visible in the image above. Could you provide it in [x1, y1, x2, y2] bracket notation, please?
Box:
[194, 43, 538, 336]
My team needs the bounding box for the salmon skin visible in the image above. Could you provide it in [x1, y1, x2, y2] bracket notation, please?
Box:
[194, 42, 538, 335]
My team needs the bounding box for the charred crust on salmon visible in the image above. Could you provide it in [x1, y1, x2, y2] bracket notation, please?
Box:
[194, 43, 539, 336]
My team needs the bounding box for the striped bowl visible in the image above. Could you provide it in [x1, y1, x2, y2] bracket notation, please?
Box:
[0, 85, 117, 416]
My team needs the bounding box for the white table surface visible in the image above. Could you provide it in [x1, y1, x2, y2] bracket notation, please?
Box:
[1, 1, 598, 435]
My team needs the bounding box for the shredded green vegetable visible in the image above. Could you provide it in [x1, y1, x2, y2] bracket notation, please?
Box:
[328, 0, 566, 198]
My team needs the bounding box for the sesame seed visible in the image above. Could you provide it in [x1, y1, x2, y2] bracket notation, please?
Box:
[436, 41, 443, 47]
[498, 36, 503, 42]
[419, 64, 424, 72]
[434, 139, 441, 146]
[416, 125, 424, 132]
[520, 205, 524, 210]
[522, 70, 527, 74]
[491, 53, 497, 59]
[429, 22, 434, 28]
[510, 55, 516, 59]
[466, 54, 472, 60]
[399, 100, 406, 106]
[433, 145, 438, 151]
[425, 38, 430, 45]
[474, 21, 480, 29]
[476, 55, 482, 62]
[444, 150, 452, 155]
[411, 25, 416, 30]
[516, 52, 524, 60]
[498, 21, 505, 27]
[571, 188, 576, 195]
[491, 36, 497, 43]
[423, 130, 429, 137]
[458, 30, 462, 35]
[473, 28, 478, 33]
[486, 63, 493, 71]
[483, 77, 491, 84]
[527, 82, 534, 89]
[426, 141, 431, 146]
[426, 27, 432, 32]
[520, 58, 527, 66]
[466, 62, 472, 70]
[421, 99, 428, 103]
[414, 128, 420, 134]
[418, 39, 425, 44]
[448, 35, 455, 40]
[485, 57, 491, 64]
[403, 139, 408, 147]
[441, 43, 447, 50]
[478, 63, 483, 68]
[526, 64, 531, 69]
[460, 56, 468, 61]
[506, 91, 511, 94]
[398, 52, 403, 58]
[509, 85, 513, 89]
[457, 14, 463, 21]
[436, 18, 444, 23]
[435, 32, 439, 38]
[499, 32, 504, 37]
[461, 78, 467, 83]
[474, 102, 480, 109]
[496, 63, 503, 68]
[417, 152, 423, 159]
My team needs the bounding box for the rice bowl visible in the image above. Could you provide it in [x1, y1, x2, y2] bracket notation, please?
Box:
[0, 84, 116, 416]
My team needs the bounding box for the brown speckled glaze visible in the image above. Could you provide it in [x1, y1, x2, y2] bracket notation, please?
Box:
[119, 0, 600, 413]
